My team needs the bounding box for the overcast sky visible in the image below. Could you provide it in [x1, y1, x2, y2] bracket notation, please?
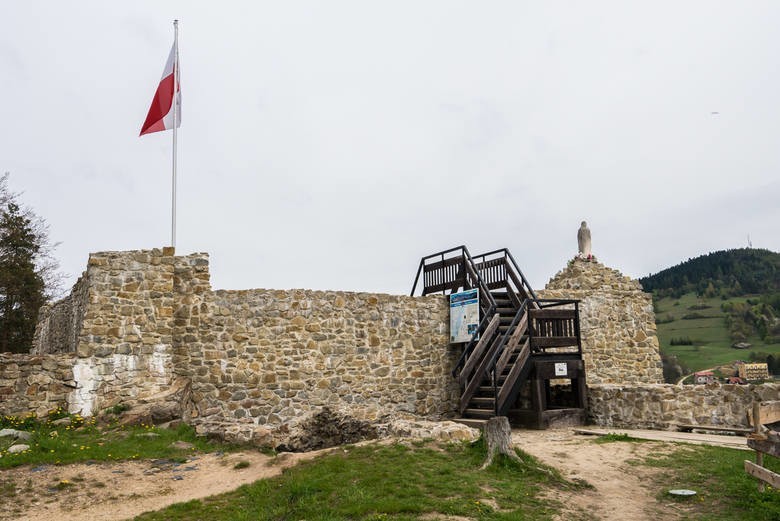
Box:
[2, 1, 779, 296]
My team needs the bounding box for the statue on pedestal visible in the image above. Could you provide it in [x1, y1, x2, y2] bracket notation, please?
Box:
[577, 221, 592, 257]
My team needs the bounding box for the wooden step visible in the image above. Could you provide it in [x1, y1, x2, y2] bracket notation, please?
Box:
[453, 418, 487, 430]
[463, 408, 494, 420]
[469, 396, 495, 407]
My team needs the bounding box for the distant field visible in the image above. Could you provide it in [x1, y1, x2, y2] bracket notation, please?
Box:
[655, 292, 780, 373]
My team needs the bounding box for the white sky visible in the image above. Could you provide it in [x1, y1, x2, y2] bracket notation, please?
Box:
[2, 1, 779, 296]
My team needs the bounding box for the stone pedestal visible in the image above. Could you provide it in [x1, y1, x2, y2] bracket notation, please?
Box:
[539, 258, 663, 385]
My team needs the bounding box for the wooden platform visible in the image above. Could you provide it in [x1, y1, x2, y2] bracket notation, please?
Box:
[574, 428, 751, 450]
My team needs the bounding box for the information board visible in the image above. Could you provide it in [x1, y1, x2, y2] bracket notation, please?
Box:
[450, 289, 479, 343]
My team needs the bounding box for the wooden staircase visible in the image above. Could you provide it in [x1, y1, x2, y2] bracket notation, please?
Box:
[411, 246, 586, 427]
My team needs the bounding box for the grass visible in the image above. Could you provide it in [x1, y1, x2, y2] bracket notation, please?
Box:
[134, 439, 582, 521]
[593, 433, 645, 444]
[0, 411, 232, 468]
[655, 292, 780, 373]
[644, 444, 780, 520]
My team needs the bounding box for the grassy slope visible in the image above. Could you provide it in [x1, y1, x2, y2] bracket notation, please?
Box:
[655, 292, 780, 373]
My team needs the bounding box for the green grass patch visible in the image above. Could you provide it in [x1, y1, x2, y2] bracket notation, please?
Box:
[644, 444, 780, 520]
[593, 433, 645, 444]
[135, 440, 577, 521]
[0, 413, 234, 468]
[655, 292, 780, 373]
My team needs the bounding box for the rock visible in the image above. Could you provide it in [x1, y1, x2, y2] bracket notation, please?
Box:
[169, 441, 194, 450]
[51, 417, 72, 426]
[384, 419, 479, 442]
[731, 342, 751, 350]
[277, 407, 378, 452]
[0, 429, 32, 441]
[8, 444, 30, 454]
[137, 432, 160, 438]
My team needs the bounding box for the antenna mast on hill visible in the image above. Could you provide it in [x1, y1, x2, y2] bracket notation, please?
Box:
[747, 234, 752, 248]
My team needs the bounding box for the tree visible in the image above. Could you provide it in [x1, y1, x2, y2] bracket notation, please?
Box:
[0, 174, 61, 353]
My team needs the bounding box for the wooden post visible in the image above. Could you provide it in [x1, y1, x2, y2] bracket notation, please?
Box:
[753, 402, 765, 493]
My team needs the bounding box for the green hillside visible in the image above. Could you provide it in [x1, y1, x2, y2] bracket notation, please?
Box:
[640, 248, 780, 298]
[655, 292, 780, 379]
[641, 248, 780, 382]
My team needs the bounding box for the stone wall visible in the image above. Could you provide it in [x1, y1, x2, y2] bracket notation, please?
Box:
[19, 248, 458, 443]
[31, 273, 89, 355]
[177, 288, 457, 432]
[588, 383, 780, 429]
[0, 353, 74, 417]
[540, 258, 664, 384]
[24, 248, 201, 417]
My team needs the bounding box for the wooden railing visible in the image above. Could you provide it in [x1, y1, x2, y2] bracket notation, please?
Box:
[410, 245, 495, 315]
[471, 248, 538, 307]
[746, 401, 780, 491]
[528, 300, 581, 355]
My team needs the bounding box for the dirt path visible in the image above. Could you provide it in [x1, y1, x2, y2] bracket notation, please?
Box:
[513, 428, 700, 521]
[0, 449, 326, 521]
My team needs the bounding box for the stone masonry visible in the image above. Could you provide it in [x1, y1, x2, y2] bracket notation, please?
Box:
[588, 383, 780, 429]
[22, 248, 459, 444]
[540, 258, 664, 384]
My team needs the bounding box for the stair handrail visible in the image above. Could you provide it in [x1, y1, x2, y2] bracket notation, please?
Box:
[503, 249, 539, 303]
[475, 249, 538, 301]
[485, 298, 530, 379]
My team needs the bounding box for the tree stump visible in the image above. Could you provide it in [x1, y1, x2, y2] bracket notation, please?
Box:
[480, 416, 522, 469]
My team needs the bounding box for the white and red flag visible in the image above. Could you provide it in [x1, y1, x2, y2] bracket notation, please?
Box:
[139, 42, 181, 136]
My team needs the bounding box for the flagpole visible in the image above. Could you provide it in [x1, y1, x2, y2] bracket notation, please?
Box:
[171, 19, 179, 249]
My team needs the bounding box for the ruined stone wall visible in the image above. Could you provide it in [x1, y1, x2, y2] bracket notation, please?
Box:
[539, 259, 664, 384]
[0, 353, 75, 417]
[14, 248, 458, 439]
[21, 248, 197, 417]
[588, 383, 780, 429]
[174, 282, 458, 436]
[31, 273, 89, 355]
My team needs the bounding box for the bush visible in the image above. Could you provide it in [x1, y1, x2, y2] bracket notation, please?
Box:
[670, 337, 693, 346]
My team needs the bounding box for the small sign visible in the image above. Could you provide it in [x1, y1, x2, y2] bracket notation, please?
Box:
[450, 289, 479, 343]
[554, 362, 568, 377]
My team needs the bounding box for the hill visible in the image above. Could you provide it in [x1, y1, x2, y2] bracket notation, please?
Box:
[641, 249, 780, 381]
[654, 292, 780, 380]
[639, 248, 780, 298]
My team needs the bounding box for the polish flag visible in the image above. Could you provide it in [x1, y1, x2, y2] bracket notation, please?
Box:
[140, 43, 181, 136]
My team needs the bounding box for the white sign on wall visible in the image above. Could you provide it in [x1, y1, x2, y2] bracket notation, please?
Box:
[554, 362, 568, 377]
[450, 289, 479, 343]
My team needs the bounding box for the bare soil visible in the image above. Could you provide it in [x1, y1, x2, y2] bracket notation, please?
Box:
[0, 449, 325, 521]
[513, 429, 703, 521]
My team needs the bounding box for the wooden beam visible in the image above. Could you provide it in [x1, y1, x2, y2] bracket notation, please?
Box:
[748, 401, 780, 427]
[530, 309, 576, 319]
[459, 314, 500, 386]
[532, 336, 578, 348]
[748, 437, 780, 458]
[744, 460, 780, 489]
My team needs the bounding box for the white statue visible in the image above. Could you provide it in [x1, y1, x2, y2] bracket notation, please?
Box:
[577, 221, 592, 257]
